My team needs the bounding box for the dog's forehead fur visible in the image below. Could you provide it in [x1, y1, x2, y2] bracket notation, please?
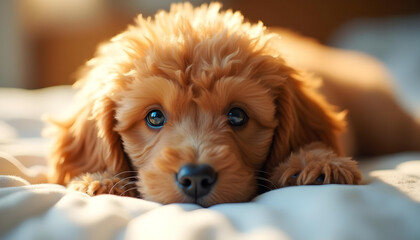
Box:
[101, 2, 286, 131]
[85, 2, 282, 90]
[123, 2, 279, 88]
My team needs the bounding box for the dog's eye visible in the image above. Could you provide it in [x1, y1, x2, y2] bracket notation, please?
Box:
[145, 110, 166, 129]
[227, 107, 248, 127]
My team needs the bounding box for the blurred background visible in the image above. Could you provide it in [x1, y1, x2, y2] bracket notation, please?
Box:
[1, 0, 419, 92]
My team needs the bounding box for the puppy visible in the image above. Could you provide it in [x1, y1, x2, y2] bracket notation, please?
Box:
[47, 2, 420, 207]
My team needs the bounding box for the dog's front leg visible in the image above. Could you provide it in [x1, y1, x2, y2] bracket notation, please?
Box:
[67, 171, 138, 197]
[269, 142, 362, 188]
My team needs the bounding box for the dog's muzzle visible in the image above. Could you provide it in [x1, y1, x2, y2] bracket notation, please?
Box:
[176, 164, 217, 199]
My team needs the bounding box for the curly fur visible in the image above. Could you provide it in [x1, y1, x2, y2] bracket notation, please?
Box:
[47, 2, 420, 206]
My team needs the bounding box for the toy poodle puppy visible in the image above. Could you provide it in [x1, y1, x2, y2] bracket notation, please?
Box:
[47, 2, 420, 207]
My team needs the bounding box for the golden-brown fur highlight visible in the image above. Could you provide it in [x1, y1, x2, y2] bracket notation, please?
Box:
[270, 142, 361, 187]
[48, 2, 367, 206]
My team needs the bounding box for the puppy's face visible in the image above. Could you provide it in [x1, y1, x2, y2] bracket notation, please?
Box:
[115, 45, 278, 206]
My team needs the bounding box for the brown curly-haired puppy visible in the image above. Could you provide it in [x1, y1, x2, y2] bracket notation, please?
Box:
[47, 2, 420, 207]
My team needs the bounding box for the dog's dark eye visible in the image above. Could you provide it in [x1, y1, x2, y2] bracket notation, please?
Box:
[227, 107, 248, 127]
[145, 110, 166, 129]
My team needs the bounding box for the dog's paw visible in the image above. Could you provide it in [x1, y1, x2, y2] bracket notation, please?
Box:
[270, 143, 362, 187]
[67, 172, 138, 197]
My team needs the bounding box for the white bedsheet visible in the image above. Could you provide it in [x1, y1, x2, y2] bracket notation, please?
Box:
[1, 87, 420, 240]
[1, 152, 420, 240]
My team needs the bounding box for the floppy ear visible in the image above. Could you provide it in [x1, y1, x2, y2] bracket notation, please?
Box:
[47, 93, 129, 185]
[46, 28, 141, 185]
[265, 69, 346, 171]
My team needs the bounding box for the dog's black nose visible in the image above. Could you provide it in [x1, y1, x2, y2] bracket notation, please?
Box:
[176, 164, 217, 199]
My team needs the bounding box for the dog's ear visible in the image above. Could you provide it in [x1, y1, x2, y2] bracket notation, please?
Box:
[47, 93, 128, 185]
[45, 27, 145, 185]
[265, 69, 346, 170]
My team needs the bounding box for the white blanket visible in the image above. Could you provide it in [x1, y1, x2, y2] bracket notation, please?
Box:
[1, 152, 420, 240]
[0, 86, 420, 240]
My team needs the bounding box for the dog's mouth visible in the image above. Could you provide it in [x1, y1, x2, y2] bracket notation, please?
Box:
[131, 146, 259, 206]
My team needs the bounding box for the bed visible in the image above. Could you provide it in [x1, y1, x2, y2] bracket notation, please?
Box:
[1, 17, 420, 240]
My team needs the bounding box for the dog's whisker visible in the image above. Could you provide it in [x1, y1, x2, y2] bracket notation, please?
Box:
[257, 183, 274, 192]
[255, 176, 271, 181]
[110, 176, 138, 186]
[120, 186, 139, 197]
[108, 176, 138, 194]
[255, 176, 278, 189]
[121, 181, 138, 189]
[111, 171, 138, 179]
